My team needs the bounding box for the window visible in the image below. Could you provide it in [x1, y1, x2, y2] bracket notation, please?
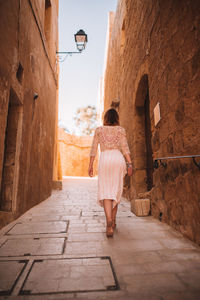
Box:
[44, 0, 52, 45]
[120, 20, 125, 55]
[0, 88, 22, 211]
[16, 63, 24, 84]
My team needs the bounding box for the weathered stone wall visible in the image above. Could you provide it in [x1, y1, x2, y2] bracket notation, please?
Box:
[0, 0, 59, 228]
[58, 128, 98, 177]
[103, 0, 200, 244]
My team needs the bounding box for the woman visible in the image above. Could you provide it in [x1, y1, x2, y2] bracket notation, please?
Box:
[88, 108, 132, 237]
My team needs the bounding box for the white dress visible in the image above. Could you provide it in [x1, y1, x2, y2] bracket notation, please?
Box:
[90, 126, 130, 207]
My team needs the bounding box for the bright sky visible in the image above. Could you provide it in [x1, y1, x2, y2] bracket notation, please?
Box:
[58, 0, 118, 135]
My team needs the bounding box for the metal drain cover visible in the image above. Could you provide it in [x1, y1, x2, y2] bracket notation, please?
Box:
[0, 238, 65, 257]
[6, 221, 68, 235]
[20, 257, 118, 295]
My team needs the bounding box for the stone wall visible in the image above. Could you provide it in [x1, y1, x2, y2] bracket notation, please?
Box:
[0, 0, 59, 228]
[58, 128, 98, 177]
[103, 0, 200, 244]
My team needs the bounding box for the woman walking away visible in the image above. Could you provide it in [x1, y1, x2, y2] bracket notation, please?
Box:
[88, 108, 132, 238]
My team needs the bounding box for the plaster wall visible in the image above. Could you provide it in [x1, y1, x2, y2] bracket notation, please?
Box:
[59, 128, 98, 177]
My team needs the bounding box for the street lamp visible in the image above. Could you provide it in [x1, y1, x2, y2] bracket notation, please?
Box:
[74, 29, 88, 52]
[57, 29, 88, 62]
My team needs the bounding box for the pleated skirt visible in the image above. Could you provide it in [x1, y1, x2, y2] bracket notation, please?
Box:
[98, 149, 127, 207]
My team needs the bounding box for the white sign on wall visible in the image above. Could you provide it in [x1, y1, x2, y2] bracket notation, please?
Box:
[154, 102, 161, 126]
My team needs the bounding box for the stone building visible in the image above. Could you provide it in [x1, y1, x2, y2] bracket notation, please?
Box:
[103, 0, 200, 244]
[0, 0, 59, 227]
[58, 128, 98, 177]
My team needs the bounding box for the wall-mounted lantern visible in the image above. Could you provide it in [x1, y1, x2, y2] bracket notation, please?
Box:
[56, 29, 88, 62]
[74, 29, 88, 52]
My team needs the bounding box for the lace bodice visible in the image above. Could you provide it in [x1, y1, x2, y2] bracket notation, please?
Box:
[90, 126, 130, 157]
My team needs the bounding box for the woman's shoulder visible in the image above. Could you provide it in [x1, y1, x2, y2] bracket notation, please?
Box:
[95, 125, 126, 133]
[118, 126, 126, 133]
[95, 126, 103, 131]
[94, 126, 103, 134]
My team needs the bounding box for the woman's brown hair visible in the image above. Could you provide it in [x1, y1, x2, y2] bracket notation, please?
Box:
[103, 108, 120, 126]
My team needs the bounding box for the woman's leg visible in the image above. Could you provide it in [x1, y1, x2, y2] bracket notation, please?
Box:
[103, 199, 113, 225]
[112, 204, 118, 227]
[103, 199, 114, 237]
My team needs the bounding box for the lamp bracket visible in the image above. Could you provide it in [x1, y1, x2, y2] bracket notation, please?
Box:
[56, 51, 83, 62]
[56, 51, 82, 54]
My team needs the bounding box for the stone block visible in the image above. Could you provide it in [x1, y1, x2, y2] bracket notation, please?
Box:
[52, 180, 62, 190]
[0, 211, 13, 230]
[131, 198, 150, 217]
[134, 170, 147, 184]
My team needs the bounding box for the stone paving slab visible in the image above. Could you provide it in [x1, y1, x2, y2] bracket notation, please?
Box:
[0, 177, 200, 299]
[0, 260, 27, 295]
[20, 215, 62, 222]
[67, 232, 106, 242]
[124, 273, 186, 295]
[5, 221, 68, 235]
[0, 238, 65, 256]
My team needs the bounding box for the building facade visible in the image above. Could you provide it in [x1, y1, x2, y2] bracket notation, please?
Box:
[103, 0, 200, 244]
[0, 0, 59, 227]
[58, 128, 98, 177]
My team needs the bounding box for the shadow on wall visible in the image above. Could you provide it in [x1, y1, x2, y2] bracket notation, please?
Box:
[58, 128, 98, 177]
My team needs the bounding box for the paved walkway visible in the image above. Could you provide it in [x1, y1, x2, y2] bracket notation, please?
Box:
[0, 177, 200, 300]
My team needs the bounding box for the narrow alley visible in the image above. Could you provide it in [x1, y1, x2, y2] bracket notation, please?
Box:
[0, 177, 200, 299]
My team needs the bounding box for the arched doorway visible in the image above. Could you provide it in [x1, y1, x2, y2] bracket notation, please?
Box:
[134, 74, 153, 193]
[0, 88, 22, 212]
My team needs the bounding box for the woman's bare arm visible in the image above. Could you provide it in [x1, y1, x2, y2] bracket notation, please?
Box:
[88, 156, 95, 177]
[124, 153, 133, 176]
[124, 153, 132, 164]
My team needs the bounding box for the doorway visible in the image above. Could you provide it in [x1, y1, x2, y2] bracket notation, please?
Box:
[0, 88, 22, 211]
[144, 90, 153, 190]
[134, 74, 153, 193]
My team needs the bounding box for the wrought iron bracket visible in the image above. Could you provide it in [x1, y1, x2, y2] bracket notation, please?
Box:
[153, 160, 159, 169]
[160, 160, 167, 169]
[56, 51, 82, 54]
[192, 157, 200, 170]
[153, 155, 200, 171]
[153, 160, 167, 169]
[56, 51, 82, 62]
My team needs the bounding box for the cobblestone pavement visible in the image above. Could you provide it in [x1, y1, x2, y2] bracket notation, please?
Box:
[0, 177, 200, 300]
